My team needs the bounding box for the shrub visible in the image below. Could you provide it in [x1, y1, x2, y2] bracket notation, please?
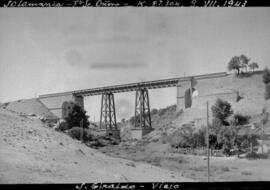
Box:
[217, 126, 238, 156]
[230, 114, 250, 126]
[246, 152, 268, 160]
[265, 83, 270, 100]
[209, 133, 223, 150]
[169, 127, 194, 148]
[211, 98, 233, 125]
[190, 128, 206, 148]
[262, 67, 270, 84]
[65, 103, 90, 129]
[68, 127, 93, 141]
[170, 127, 210, 149]
[237, 133, 259, 150]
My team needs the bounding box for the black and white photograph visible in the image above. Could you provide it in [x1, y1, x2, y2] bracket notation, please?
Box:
[0, 1, 270, 186]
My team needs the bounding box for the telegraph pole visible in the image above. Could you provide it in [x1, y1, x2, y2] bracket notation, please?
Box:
[206, 101, 210, 182]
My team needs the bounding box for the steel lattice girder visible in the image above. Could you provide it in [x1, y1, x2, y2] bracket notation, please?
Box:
[134, 88, 152, 129]
[100, 92, 117, 130]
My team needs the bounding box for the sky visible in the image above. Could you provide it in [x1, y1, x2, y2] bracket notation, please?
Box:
[0, 8, 270, 120]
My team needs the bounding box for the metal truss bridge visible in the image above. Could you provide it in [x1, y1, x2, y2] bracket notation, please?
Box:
[39, 72, 227, 98]
[39, 72, 227, 133]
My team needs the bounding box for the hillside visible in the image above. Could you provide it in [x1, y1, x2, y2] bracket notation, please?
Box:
[142, 72, 270, 140]
[0, 108, 192, 183]
[0, 98, 57, 121]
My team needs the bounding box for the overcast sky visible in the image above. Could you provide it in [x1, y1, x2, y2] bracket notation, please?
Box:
[1, 8, 270, 120]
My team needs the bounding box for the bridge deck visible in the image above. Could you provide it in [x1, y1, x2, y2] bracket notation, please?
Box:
[39, 72, 228, 98]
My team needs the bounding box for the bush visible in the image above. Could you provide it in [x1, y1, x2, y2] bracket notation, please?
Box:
[211, 98, 233, 125]
[265, 83, 270, 100]
[230, 114, 250, 126]
[246, 152, 268, 160]
[217, 126, 238, 156]
[65, 103, 90, 129]
[209, 133, 223, 150]
[68, 127, 93, 141]
[169, 127, 194, 148]
[190, 128, 206, 148]
[262, 67, 270, 84]
[236, 132, 259, 153]
[170, 127, 208, 149]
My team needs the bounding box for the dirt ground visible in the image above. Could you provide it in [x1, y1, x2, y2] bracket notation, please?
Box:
[0, 108, 192, 183]
[99, 140, 270, 182]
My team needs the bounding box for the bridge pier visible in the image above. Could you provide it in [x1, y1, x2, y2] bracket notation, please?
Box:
[99, 92, 120, 139]
[176, 77, 196, 111]
[131, 88, 153, 139]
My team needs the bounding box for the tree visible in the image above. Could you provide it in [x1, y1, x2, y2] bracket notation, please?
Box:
[228, 56, 241, 76]
[240, 54, 250, 73]
[65, 103, 90, 129]
[248, 62, 259, 72]
[211, 98, 234, 125]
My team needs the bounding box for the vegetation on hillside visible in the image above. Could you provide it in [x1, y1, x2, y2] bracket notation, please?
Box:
[169, 98, 263, 157]
[55, 101, 119, 148]
[128, 105, 182, 128]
